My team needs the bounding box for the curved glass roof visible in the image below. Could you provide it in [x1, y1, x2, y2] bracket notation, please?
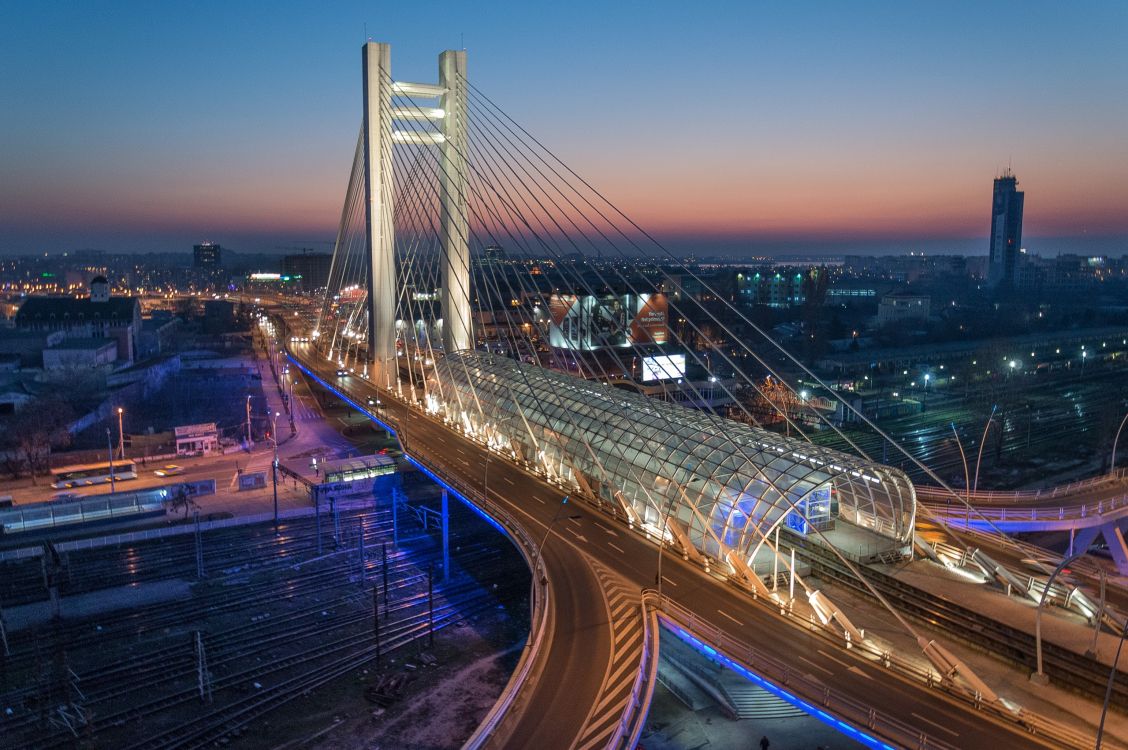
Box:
[432, 352, 916, 560]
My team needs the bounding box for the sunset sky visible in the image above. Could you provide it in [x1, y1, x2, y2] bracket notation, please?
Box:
[2, 1, 1126, 257]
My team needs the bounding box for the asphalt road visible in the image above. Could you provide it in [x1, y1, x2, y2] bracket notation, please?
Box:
[290, 342, 1055, 750]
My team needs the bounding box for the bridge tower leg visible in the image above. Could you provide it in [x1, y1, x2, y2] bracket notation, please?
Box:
[362, 42, 397, 388]
[439, 49, 471, 354]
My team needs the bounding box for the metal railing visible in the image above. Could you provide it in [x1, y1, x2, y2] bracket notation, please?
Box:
[915, 469, 1128, 505]
[608, 602, 658, 749]
[926, 494, 1128, 526]
[644, 590, 1104, 750]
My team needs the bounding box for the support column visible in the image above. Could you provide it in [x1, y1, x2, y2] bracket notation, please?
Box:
[363, 42, 397, 387]
[439, 49, 471, 353]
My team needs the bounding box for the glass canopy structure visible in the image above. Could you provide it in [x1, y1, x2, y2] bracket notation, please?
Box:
[431, 352, 916, 562]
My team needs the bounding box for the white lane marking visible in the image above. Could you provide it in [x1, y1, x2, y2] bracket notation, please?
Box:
[716, 609, 742, 626]
[568, 516, 582, 526]
[532, 495, 546, 504]
[501, 476, 515, 486]
[607, 542, 625, 554]
[596, 523, 619, 537]
[847, 665, 871, 680]
[911, 712, 960, 738]
[661, 576, 678, 587]
[567, 529, 588, 543]
[797, 655, 834, 676]
[816, 649, 856, 671]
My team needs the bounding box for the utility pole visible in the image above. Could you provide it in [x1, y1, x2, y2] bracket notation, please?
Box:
[0, 594, 10, 660]
[391, 487, 399, 546]
[428, 564, 435, 649]
[245, 395, 252, 448]
[382, 542, 389, 616]
[271, 411, 280, 534]
[441, 489, 450, 582]
[194, 510, 204, 580]
[116, 407, 125, 460]
[358, 517, 366, 584]
[372, 585, 381, 665]
[314, 491, 322, 555]
[106, 428, 116, 494]
[195, 631, 212, 703]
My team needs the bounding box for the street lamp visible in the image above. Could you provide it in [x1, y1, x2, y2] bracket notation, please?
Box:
[973, 404, 998, 495]
[271, 411, 280, 531]
[245, 395, 253, 447]
[951, 423, 971, 528]
[922, 373, 930, 411]
[1031, 552, 1088, 685]
[1111, 411, 1128, 476]
[116, 407, 125, 460]
[288, 378, 296, 433]
[106, 427, 116, 493]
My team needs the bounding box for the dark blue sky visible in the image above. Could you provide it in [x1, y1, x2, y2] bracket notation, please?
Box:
[2, 1, 1125, 257]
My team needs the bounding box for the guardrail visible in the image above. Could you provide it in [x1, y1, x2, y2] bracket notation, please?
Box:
[926, 494, 1128, 526]
[616, 602, 660, 749]
[644, 591, 1104, 750]
[915, 469, 1128, 505]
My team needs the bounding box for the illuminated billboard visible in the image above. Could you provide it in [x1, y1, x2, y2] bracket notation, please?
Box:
[546, 292, 667, 350]
[641, 354, 685, 382]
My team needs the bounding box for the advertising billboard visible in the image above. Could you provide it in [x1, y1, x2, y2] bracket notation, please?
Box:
[641, 354, 686, 382]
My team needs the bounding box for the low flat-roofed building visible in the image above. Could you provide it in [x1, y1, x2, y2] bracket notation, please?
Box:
[877, 293, 931, 326]
[43, 338, 118, 370]
[174, 422, 219, 456]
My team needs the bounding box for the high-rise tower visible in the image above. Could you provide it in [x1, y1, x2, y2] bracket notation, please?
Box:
[987, 170, 1024, 287]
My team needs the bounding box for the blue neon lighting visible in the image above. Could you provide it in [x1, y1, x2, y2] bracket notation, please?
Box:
[666, 625, 897, 750]
[286, 353, 513, 542]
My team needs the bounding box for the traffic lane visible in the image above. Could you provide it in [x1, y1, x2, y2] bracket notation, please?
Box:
[294, 354, 1052, 748]
[387, 398, 1047, 748]
[505, 540, 612, 747]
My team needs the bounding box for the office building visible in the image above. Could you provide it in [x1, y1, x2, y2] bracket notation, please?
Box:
[193, 242, 223, 269]
[281, 252, 333, 291]
[987, 171, 1024, 287]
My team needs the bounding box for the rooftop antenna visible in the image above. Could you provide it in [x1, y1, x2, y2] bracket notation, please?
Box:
[364, 22, 368, 41]
[461, 32, 465, 49]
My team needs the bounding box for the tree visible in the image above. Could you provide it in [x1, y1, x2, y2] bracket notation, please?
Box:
[5, 398, 74, 484]
[168, 484, 199, 520]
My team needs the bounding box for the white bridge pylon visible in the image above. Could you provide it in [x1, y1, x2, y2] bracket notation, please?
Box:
[361, 41, 471, 389]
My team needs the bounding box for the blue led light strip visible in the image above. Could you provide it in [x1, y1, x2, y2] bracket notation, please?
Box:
[666, 624, 898, 750]
[285, 354, 510, 540]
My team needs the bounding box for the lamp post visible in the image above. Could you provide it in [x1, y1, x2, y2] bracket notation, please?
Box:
[536, 496, 570, 567]
[271, 411, 279, 532]
[972, 404, 998, 494]
[1111, 411, 1128, 477]
[116, 407, 125, 460]
[106, 428, 116, 493]
[245, 395, 253, 448]
[951, 423, 971, 528]
[922, 373, 930, 411]
[1031, 552, 1087, 685]
[288, 378, 296, 433]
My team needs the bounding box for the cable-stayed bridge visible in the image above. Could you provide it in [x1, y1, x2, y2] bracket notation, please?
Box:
[278, 40, 1127, 750]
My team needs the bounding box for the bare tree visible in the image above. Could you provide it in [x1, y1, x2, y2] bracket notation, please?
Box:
[168, 484, 199, 519]
[5, 398, 74, 484]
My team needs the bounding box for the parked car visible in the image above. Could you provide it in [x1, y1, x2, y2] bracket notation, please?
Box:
[154, 465, 185, 477]
[51, 492, 81, 503]
[336, 369, 348, 377]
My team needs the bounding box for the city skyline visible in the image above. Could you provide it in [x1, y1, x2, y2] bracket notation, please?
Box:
[2, 1, 1126, 257]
